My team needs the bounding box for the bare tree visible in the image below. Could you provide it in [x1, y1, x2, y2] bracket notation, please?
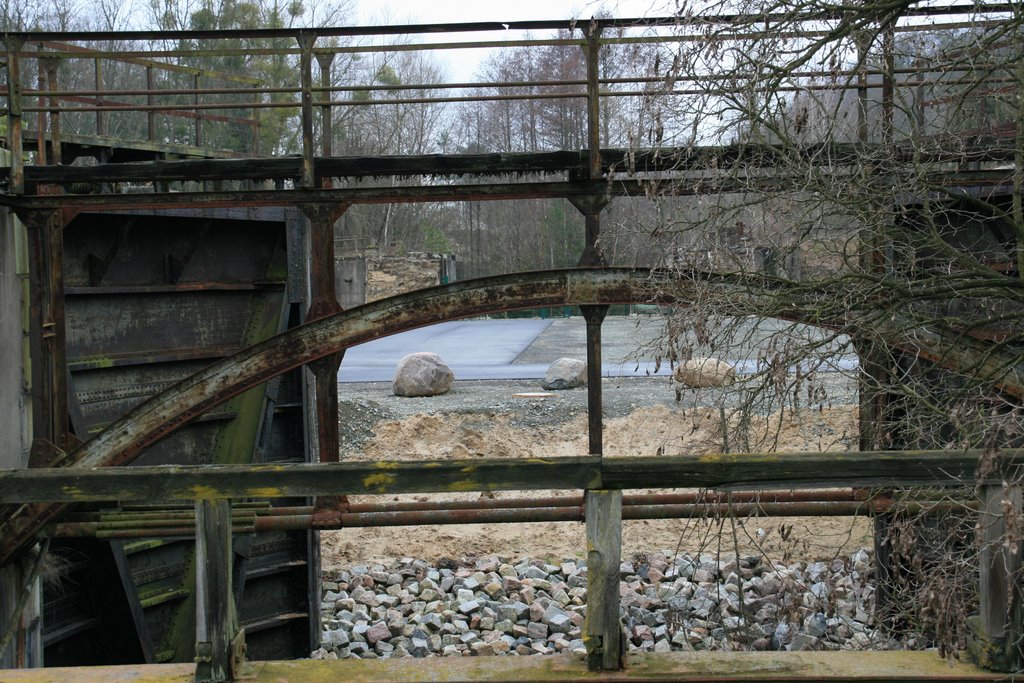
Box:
[621, 0, 1024, 658]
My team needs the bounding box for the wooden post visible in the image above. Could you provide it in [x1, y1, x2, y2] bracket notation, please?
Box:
[6, 38, 24, 194]
[584, 489, 623, 671]
[969, 482, 1023, 672]
[194, 499, 244, 683]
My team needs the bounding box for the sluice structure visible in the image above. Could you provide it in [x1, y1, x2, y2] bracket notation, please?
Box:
[0, 6, 1022, 681]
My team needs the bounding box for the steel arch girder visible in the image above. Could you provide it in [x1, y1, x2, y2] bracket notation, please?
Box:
[3, 266, 1023, 566]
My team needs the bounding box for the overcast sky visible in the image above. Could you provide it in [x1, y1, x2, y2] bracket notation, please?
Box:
[353, 0, 673, 81]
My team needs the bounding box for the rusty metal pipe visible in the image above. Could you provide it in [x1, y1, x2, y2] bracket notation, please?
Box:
[61, 490, 878, 525]
[339, 489, 867, 513]
[51, 498, 953, 538]
[79, 490, 869, 519]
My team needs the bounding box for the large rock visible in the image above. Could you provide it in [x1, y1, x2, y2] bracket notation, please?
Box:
[392, 352, 454, 397]
[542, 358, 586, 390]
[673, 358, 736, 392]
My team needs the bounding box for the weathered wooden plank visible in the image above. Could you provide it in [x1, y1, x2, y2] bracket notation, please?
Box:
[968, 483, 1023, 672]
[0, 650, 1008, 682]
[600, 450, 1024, 490]
[194, 500, 243, 683]
[19, 132, 247, 160]
[0, 457, 603, 503]
[1, 450, 1018, 505]
[584, 489, 623, 671]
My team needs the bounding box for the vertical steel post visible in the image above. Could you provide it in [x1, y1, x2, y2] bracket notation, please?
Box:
[250, 84, 261, 155]
[585, 21, 603, 180]
[35, 52, 46, 166]
[44, 59, 61, 166]
[855, 31, 869, 146]
[881, 22, 895, 149]
[193, 73, 202, 148]
[298, 33, 316, 188]
[315, 51, 335, 166]
[854, 27, 887, 453]
[913, 69, 925, 136]
[146, 66, 156, 142]
[579, 27, 621, 668]
[19, 208, 68, 452]
[194, 499, 244, 683]
[93, 58, 105, 137]
[6, 38, 25, 194]
[300, 202, 349, 513]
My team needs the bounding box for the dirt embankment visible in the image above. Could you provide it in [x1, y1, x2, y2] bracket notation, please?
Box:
[321, 401, 870, 570]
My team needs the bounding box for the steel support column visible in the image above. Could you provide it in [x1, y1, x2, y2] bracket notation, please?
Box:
[297, 33, 316, 189]
[43, 59, 62, 166]
[300, 202, 349, 513]
[315, 52, 335, 188]
[18, 208, 68, 458]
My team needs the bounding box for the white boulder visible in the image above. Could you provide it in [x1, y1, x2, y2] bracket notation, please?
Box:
[392, 352, 454, 397]
[542, 358, 587, 390]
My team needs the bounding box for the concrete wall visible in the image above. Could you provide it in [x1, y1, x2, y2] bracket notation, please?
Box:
[0, 207, 30, 468]
[335, 258, 367, 310]
[0, 204, 42, 668]
[337, 253, 457, 306]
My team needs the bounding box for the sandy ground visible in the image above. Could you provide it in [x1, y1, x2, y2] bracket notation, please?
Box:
[321, 396, 872, 570]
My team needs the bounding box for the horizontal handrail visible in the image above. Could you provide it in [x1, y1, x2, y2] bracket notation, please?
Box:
[0, 449, 1019, 503]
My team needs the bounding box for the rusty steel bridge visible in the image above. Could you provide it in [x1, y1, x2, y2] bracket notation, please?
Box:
[0, 5, 1022, 681]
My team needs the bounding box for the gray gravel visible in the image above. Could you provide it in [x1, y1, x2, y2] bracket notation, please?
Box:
[311, 548, 902, 660]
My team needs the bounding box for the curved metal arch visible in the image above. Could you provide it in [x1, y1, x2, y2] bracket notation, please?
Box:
[3, 267, 1023, 565]
[46, 265, 1024, 476]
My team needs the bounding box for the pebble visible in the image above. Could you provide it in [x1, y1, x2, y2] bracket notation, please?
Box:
[313, 549, 895, 659]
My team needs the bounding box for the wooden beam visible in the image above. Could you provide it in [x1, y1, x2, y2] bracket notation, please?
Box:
[194, 500, 243, 683]
[968, 482, 1023, 672]
[0, 450, 1020, 504]
[598, 450, 1024, 490]
[584, 489, 623, 671]
[0, 457, 603, 503]
[0, 649, 1007, 681]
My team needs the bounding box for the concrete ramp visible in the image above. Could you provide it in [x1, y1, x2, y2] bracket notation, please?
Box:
[338, 319, 553, 382]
